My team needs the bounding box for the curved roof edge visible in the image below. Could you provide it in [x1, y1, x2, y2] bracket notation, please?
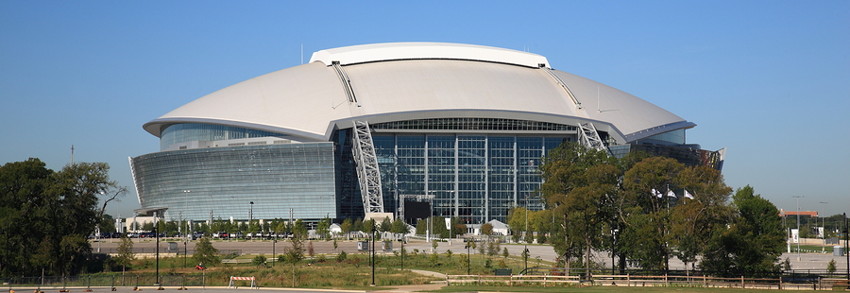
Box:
[624, 121, 697, 142]
[309, 42, 550, 68]
[324, 109, 626, 143]
[143, 117, 327, 142]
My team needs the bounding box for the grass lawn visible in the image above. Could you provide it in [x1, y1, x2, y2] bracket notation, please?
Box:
[102, 250, 536, 289]
[432, 285, 822, 293]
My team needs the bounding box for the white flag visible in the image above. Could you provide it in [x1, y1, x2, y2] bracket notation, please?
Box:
[651, 189, 662, 198]
[666, 190, 677, 198]
[684, 190, 695, 199]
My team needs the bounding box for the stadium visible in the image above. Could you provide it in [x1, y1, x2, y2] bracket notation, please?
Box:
[129, 42, 723, 227]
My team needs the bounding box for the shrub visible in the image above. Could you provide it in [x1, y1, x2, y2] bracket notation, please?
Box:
[252, 255, 267, 267]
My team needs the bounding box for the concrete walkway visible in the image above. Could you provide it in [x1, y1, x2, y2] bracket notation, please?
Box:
[369, 269, 447, 293]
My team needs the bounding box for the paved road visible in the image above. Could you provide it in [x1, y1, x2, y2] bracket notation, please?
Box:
[92, 237, 849, 272]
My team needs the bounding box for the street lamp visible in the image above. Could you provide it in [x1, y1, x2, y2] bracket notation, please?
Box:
[524, 195, 529, 273]
[465, 238, 473, 275]
[844, 212, 849, 281]
[249, 201, 254, 224]
[793, 195, 803, 261]
[819, 202, 829, 252]
[371, 220, 376, 286]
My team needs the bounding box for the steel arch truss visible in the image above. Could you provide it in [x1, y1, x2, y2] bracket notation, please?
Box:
[351, 121, 385, 214]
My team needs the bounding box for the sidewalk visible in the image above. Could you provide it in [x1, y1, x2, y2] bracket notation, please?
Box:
[369, 269, 447, 293]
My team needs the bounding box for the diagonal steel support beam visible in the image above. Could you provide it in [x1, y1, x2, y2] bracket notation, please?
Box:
[351, 121, 385, 214]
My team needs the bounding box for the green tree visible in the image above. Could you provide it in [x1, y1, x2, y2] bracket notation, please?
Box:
[316, 216, 332, 240]
[391, 217, 408, 235]
[0, 159, 125, 277]
[415, 218, 427, 235]
[114, 235, 135, 273]
[541, 142, 616, 273]
[340, 218, 353, 238]
[98, 214, 116, 234]
[192, 237, 220, 267]
[621, 156, 685, 272]
[669, 165, 733, 272]
[283, 235, 305, 287]
[380, 217, 392, 233]
[292, 219, 307, 239]
[700, 186, 784, 276]
[352, 218, 363, 234]
[507, 207, 529, 242]
[363, 218, 376, 235]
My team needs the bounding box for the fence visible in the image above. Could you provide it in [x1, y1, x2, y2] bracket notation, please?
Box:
[446, 273, 850, 290]
[2, 274, 210, 291]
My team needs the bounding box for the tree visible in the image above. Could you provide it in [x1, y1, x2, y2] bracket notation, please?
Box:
[541, 142, 616, 274]
[340, 218, 353, 238]
[114, 235, 135, 273]
[380, 217, 392, 233]
[621, 156, 685, 272]
[450, 217, 466, 237]
[363, 219, 376, 235]
[193, 237, 220, 267]
[507, 207, 529, 242]
[98, 214, 116, 234]
[0, 159, 125, 277]
[292, 219, 307, 239]
[480, 223, 493, 237]
[700, 186, 785, 276]
[391, 217, 408, 236]
[283, 234, 305, 287]
[316, 217, 332, 240]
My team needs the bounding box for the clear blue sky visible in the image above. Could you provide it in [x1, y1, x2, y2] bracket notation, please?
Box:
[1, 1, 848, 218]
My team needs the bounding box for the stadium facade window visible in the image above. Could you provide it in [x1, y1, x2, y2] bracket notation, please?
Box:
[160, 123, 285, 150]
[131, 143, 336, 222]
[369, 132, 566, 224]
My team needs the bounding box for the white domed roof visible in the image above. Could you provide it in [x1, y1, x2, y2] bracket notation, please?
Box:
[144, 42, 693, 143]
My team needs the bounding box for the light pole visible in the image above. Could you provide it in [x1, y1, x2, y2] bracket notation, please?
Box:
[793, 196, 803, 261]
[154, 211, 160, 287]
[524, 195, 529, 273]
[819, 202, 828, 252]
[272, 239, 277, 266]
[249, 201, 254, 224]
[844, 212, 848, 281]
[465, 238, 472, 275]
[371, 221, 376, 286]
[449, 190, 456, 241]
[425, 192, 435, 245]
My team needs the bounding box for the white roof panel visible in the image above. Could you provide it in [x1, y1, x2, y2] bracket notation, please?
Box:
[310, 42, 550, 68]
[145, 43, 692, 143]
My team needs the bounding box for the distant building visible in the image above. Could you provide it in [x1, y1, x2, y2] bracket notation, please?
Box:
[130, 42, 723, 226]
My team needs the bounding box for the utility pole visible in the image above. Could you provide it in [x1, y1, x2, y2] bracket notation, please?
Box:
[154, 212, 160, 287]
[371, 221, 376, 286]
[793, 195, 803, 261]
[844, 212, 848, 281]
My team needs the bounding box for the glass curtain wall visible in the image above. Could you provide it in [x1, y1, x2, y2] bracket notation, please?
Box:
[132, 143, 336, 222]
[372, 133, 568, 225]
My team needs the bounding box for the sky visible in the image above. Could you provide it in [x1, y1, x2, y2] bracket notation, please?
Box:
[1, 1, 848, 218]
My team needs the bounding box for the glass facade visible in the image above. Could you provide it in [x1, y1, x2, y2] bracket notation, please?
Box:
[366, 133, 569, 224]
[131, 143, 336, 222]
[160, 123, 285, 150]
